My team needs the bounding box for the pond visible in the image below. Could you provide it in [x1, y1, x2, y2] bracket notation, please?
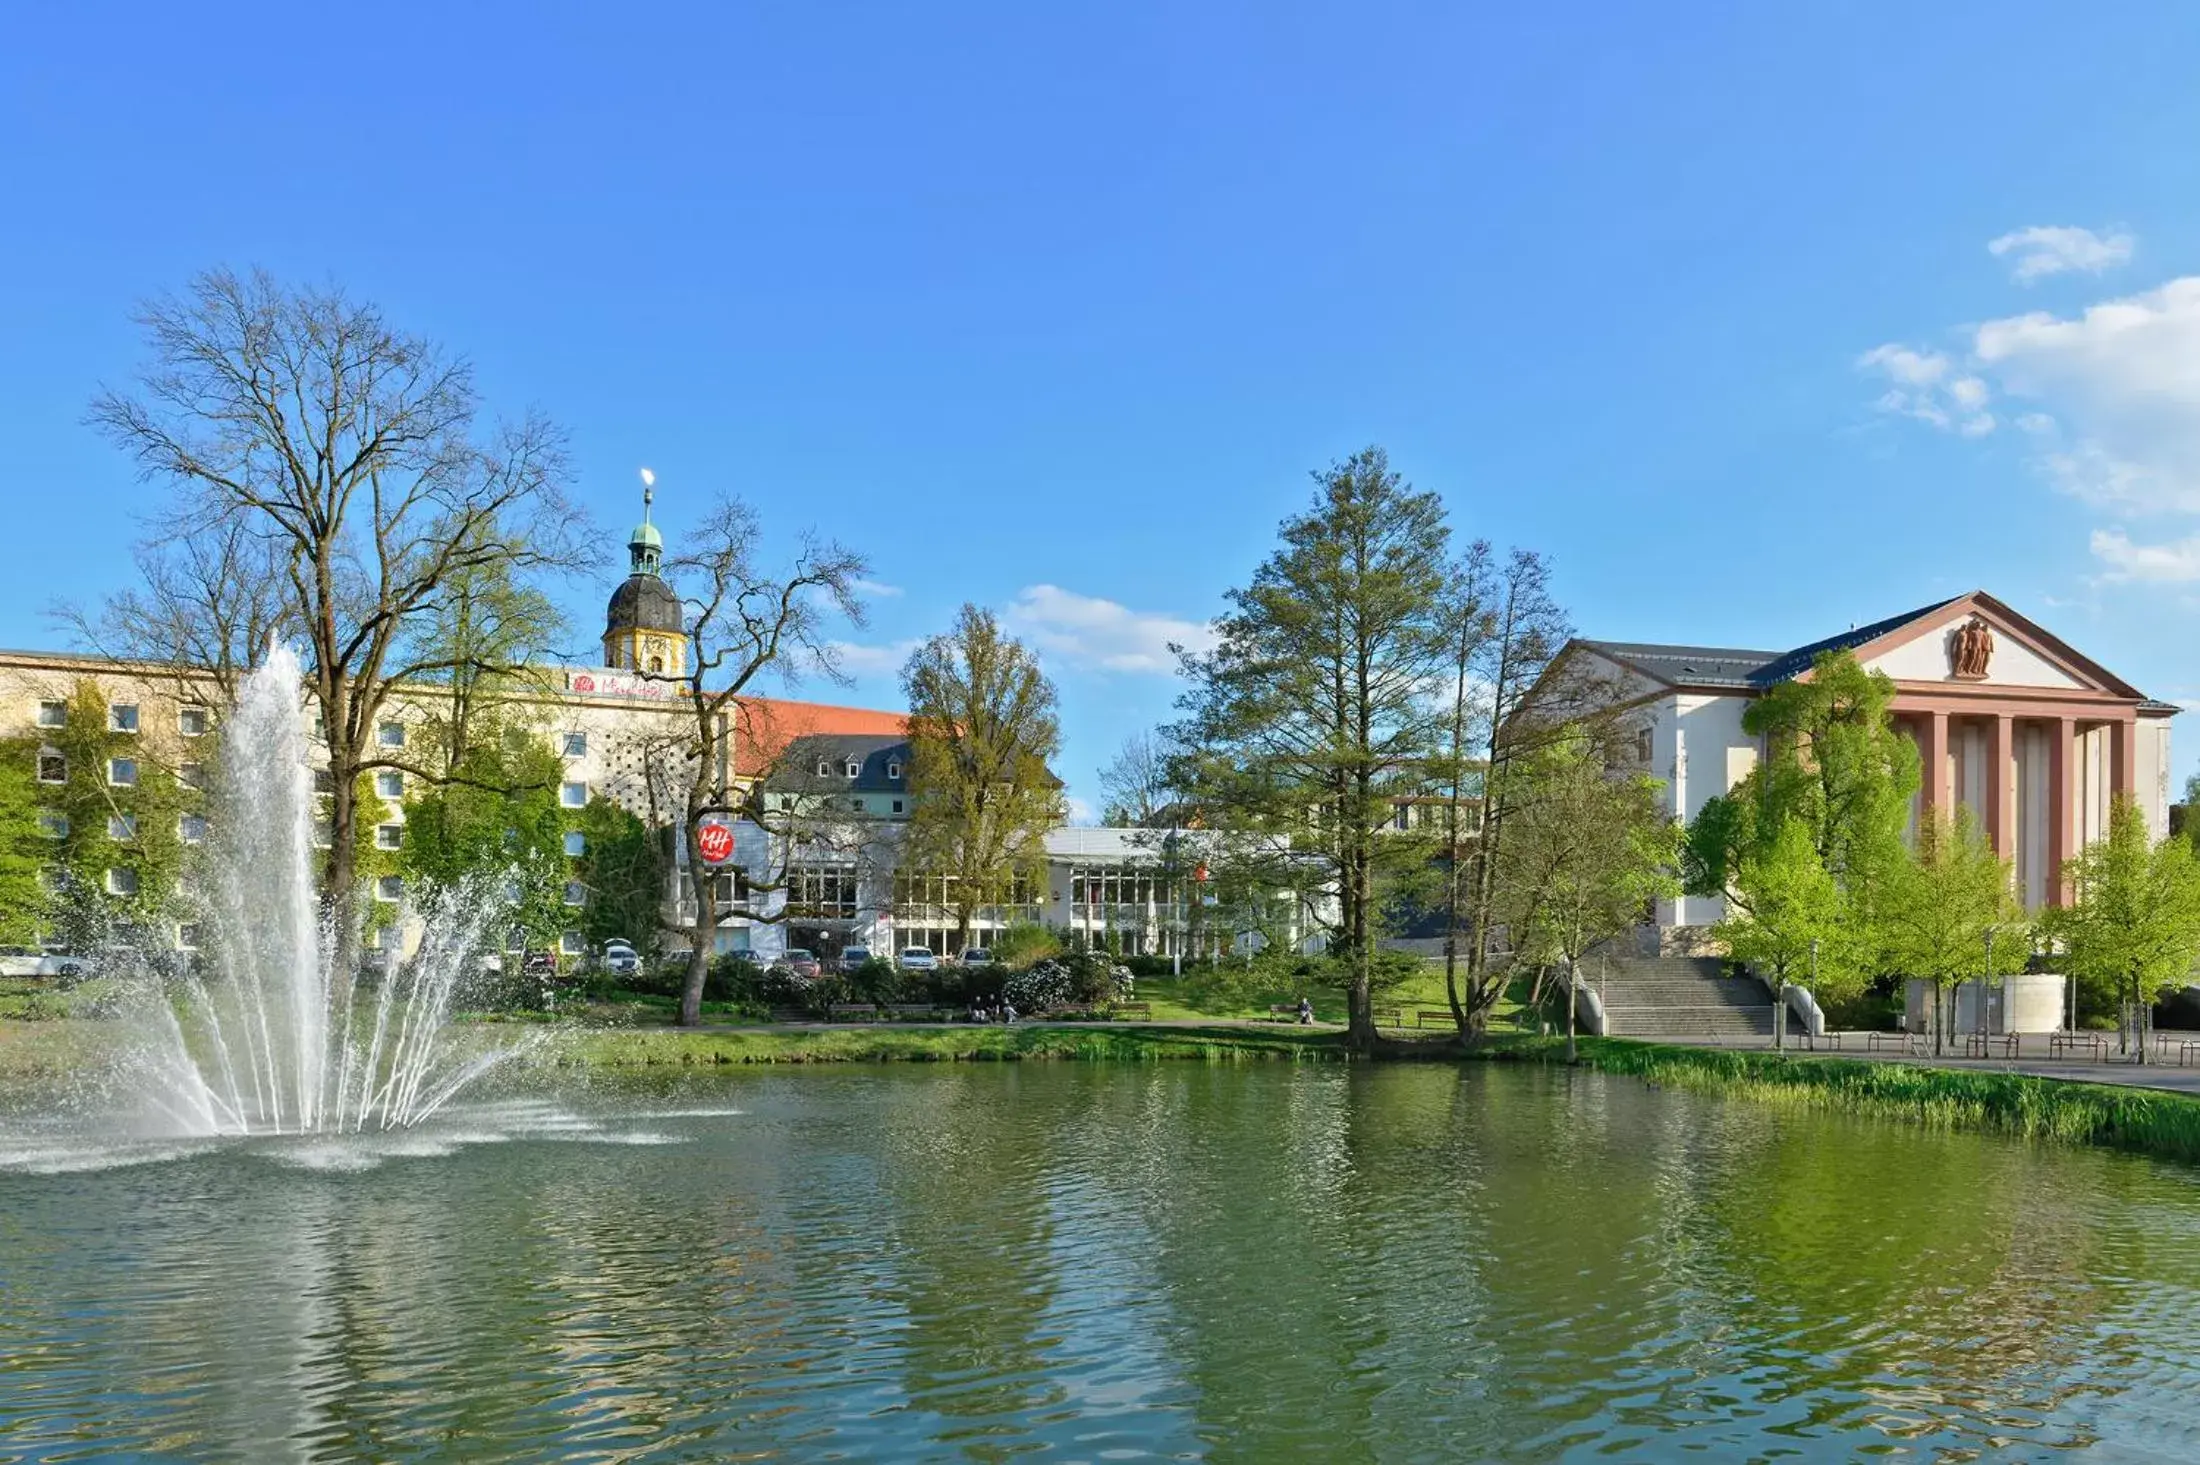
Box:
[4, 1061, 2200, 1461]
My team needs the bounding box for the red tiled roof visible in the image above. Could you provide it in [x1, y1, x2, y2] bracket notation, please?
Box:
[733, 696, 907, 776]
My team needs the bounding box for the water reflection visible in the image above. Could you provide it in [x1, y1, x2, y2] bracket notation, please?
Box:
[5, 1066, 2200, 1459]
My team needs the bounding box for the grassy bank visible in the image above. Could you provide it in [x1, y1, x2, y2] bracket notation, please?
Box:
[539, 1023, 1352, 1067]
[1480, 1036, 2200, 1165]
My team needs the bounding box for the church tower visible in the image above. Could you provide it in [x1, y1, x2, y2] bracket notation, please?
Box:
[601, 481, 688, 677]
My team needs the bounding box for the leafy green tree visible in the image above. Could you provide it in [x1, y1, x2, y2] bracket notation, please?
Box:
[1880, 809, 2027, 1054]
[1174, 448, 1451, 1050]
[573, 797, 665, 958]
[902, 604, 1066, 951]
[1715, 818, 1847, 1003]
[1686, 650, 1917, 976]
[2044, 798, 2200, 1062]
[1496, 734, 1681, 1058]
[400, 731, 569, 953]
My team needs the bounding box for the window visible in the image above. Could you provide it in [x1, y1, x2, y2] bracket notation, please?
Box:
[108, 758, 137, 788]
[38, 865, 66, 892]
[312, 819, 333, 849]
[179, 706, 209, 737]
[1636, 727, 1654, 765]
[375, 824, 404, 851]
[109, 703, 139, 734]
[817, 759, 832, 778]
[562, 731, 587, 757]
[108, 814, 138, 841]
[846, 758, 861, 778]
[177, 924, 202, 951]
[501, 879, 523, 903]
[563, 831, 587, 857]
[313, 768, 335, 795]
[106, 868, 139, 897]
[560, 930, 585, 956]
[850, 797, 865, 812]
[560, 781, 587, 808]
[647, 656, 665, 675]
[180, 814, 208, 844]
[779, 795, 795, 811]
[37, 811, 66, 839]
[36, 700, 65, 729]
[180, 762, 207, 791]
[375, 771, 404, 799]
[892, 799, 904, 814]
[503, 827, 520, 849]
[1394, 804, 1411, 831]
[563, 880, 586, 906]
[788, 864, 858, 918]
[312, 710, 326, 739]
[378, 721, 406, 748]
[375, 875, 404, 903]
[886, 760, 902, 780]
[362, 925, 385, 952]
[36, 751, 64, 784]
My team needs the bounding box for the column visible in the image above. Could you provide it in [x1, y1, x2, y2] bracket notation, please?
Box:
[2046, 717, 2077, 906]
[1919, 711, 1950, 817]
[2111, 717, 2139, 809]
[1986, 714, 2015, 861]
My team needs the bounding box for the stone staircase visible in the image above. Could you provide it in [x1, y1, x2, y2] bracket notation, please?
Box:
[1582, 955, 1775, 1039]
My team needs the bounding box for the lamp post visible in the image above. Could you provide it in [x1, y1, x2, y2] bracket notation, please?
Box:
[1982, 929, 1995, 1053]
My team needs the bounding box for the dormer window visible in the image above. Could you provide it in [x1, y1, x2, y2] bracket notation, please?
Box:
[846, 759, 861, 778]
[817, 759, 832, 778]
[887, 760, 902, 780]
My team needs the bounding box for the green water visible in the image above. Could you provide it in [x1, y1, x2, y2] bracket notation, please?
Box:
[4, 1062, 2200, 1460]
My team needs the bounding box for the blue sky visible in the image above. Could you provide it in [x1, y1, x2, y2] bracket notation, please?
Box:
[7, 3, 2200, 813]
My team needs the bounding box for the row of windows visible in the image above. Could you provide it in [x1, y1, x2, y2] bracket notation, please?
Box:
[1069, 868, 1183, 907]
[813, 756, 902, 781]
[890, 872, 1042, 910]
[32, 812, 210, 844]
[41, 701, 212, 738]
[775, 793, 905, 816]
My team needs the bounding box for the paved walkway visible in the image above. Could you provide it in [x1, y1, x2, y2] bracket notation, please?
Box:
[1660, 1030, 2200, 1097]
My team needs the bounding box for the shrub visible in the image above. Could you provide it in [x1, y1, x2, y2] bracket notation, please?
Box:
[990, 923, 1062, 971]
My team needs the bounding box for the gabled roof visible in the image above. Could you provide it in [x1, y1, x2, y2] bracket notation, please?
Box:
[1742, 596, 1963, 687]
[762, 733, 911, 793]
[1572, 590, 2162, 706]
[1576, 641, 1782, 690]
[733, 697, 908, 776]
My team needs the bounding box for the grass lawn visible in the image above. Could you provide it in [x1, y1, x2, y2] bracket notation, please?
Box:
[1127, 962, 1527, 1029]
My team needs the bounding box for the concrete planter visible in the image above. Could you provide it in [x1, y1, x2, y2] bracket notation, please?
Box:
[1904, 974, 2068, 1035]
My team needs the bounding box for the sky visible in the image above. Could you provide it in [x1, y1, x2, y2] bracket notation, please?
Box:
[7, 3, 2200, 815]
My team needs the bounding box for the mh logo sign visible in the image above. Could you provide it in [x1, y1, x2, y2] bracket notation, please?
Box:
[695, 814, 737, 867]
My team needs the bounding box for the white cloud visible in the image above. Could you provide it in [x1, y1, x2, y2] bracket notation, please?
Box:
[1857, 344, 1994, 435]
[853, 579, 904, 598]
[2016, 412, 2057, 435]
[1065, 795, 1096, 824]
[1987, 225, 2134, 283]
[1002, 585, 1216, 674]
[2088, 528, 2200, 583]
[825, 637, 921, 676]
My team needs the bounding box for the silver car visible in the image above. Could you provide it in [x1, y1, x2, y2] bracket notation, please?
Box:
[897, 947, 939, 973]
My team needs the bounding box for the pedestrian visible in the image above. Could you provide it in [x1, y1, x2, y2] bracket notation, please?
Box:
[1298, 996, 1314, 1025]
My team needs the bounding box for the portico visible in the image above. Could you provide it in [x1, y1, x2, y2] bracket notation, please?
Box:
[1554, 591, 2175, 926]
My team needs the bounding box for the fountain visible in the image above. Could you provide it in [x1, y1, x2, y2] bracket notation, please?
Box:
[126, 646, 519, 1137]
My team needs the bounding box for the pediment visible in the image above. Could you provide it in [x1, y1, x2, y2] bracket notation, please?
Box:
[1855, 594, 2130, 695]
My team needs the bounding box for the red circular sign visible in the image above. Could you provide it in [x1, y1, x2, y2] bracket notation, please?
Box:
[697, 820, 735, 866]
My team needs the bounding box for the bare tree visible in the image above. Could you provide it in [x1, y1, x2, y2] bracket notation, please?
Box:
[659, 495, 867, 1027]
[57, 516, 296, 707]
[88, 269, 585, 950]
[1098, 730, 1177, 827]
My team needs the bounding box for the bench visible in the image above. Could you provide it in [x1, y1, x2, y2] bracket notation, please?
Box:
[1414, 1008, 1456, 1030]
[768, 1006, 810, 1024]
[1374, 1007, 1405, 1029]
[827, 1003, 878, 1022]
[2049, 1032, 2108, 1060]
[1112, 1001, 1152, 1021]
[1267, 1003, 1314, 1023]
[882, 1004, 946, 1022]
[1866, 1031, 1921, 1055]
[1963, 1032, 2019, 1060]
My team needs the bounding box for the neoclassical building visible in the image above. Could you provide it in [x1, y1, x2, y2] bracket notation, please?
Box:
[1554, 590, 2176, 928]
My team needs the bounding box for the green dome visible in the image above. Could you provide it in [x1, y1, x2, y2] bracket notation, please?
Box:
[629, 520, 663, 550]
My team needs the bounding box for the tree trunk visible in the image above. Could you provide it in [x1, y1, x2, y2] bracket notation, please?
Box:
[679, 798, 713, 1028]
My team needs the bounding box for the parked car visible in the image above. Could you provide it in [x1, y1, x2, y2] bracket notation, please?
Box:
[777, 948, 822, 979]
[837, 945, 874, 973]
[957, 947, 996, 969]
[897, 947, 940, 973]
[0, 947, 84, 981]
[601, 940, 641, 977]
